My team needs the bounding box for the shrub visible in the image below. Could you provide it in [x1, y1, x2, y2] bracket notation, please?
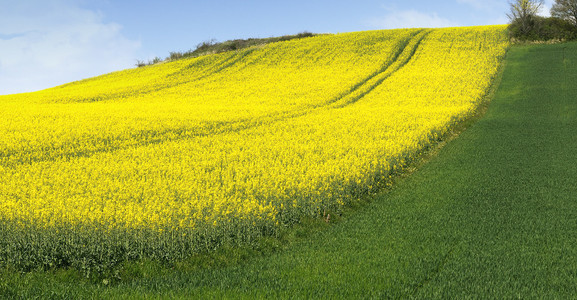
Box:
[509, 16, 577, 41]
[151, 32, 319, 65]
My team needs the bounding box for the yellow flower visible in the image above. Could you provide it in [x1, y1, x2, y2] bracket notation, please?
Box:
[0, 26, 508, 246]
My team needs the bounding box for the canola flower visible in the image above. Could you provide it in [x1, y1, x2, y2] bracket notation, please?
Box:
[0, 26, 509, 273]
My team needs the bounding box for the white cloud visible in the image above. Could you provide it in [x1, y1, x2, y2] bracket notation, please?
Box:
[456, 0, 496, 10]
[0, 0, 141, 95]
[457, 0, 491, 9]
[489, 15, 510, 25]
[460, 0, 552, 17]
[366, 9, 460, 29]
[542, 0, 555, 17]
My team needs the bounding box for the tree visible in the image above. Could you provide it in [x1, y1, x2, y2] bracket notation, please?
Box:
[507, 0, 544, 35]
[551, 0, 577, 26]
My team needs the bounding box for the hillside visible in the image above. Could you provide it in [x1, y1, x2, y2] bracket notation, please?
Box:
[0, 26, 509, 276]
[103, 40, 576, 298]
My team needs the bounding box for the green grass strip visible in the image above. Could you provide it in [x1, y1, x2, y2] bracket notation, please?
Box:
[3, 41, 577, 299]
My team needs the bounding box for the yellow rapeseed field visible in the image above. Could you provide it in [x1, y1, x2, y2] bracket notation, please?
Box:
[0, 26, 508, 271]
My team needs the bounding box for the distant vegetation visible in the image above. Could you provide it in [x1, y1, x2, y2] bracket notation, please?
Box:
[508, 0, 577, 42]
[509, 15, 577, 41]
[136, 31, 316, 67]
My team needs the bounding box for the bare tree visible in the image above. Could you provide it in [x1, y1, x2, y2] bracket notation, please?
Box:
[507, 0, 544, 35]
[551, 0, 577, 26]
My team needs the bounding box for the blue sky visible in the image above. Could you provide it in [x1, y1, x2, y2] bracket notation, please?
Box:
[0, 0, 555, 95]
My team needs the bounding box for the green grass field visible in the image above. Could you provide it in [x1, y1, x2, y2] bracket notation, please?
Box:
[2, 41, 576, 299]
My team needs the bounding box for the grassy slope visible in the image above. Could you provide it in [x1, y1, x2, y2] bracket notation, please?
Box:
[2, 42, 577, 298]
[413, 42, 577, 297]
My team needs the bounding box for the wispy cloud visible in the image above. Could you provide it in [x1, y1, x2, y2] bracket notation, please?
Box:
[0, 0, 140, 95]
[457, 0, 512, 12]
[456, 0, 494, 10]
[542, 0, 555, 16]
[365, 8, 460, 29]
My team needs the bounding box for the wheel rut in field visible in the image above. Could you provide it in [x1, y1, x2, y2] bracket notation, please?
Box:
[2, 31, 431, 168]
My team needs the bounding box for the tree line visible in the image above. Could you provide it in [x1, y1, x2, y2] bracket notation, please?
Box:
[508, 0, 577, 41]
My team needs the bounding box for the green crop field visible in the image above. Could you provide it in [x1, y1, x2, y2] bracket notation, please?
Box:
[1, 35, 576, 298]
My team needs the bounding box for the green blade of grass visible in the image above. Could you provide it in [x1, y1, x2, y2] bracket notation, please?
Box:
[3, 41, 577, 299]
